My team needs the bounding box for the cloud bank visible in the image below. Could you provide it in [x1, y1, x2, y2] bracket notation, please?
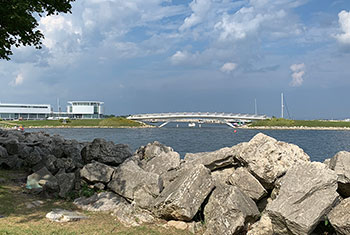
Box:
[290, 63, 305, 87]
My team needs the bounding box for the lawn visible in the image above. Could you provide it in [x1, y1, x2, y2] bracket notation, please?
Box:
[250, 118, 350, 128]
[0, 170, 190, 235]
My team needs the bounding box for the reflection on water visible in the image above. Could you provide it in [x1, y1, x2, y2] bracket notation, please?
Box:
[27, 123, 350, 162]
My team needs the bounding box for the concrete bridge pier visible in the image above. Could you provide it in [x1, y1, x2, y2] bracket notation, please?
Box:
[159, 121, 169, 128]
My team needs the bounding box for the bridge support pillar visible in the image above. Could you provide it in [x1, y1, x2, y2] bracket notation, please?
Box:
[159, 122, 169, 128]
[226, 122, 236, 129]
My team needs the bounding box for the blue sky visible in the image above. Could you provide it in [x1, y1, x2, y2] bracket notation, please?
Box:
[1, 0, 350, 119]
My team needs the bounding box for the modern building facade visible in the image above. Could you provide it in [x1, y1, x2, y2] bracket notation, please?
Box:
[0, 101, 104, 120]
[67, 101, 104, 119]
[0, 103, 51, 120]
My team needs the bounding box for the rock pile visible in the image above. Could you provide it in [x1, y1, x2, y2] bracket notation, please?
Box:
[1, 128, 350, 234]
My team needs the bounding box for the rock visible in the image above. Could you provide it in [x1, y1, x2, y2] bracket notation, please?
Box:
[204, 185, 260, 235]
[227, 167, 267, 201]
[25, 200, 44, 209]
[0, 177, 5, 184]
[74, 192, 128, 212]
[211, 167, 235, 186]
[153, 164, 214, 221]
[93, 183, 105, 190]
[27, 167, 58, 191]
[0, 146, 8, 158]
[328, 197, 350, 235]
[24, 148, 42, 167]
[46, 209, 88, 222]
[56, 172, 75, 198]
[108, 160, 163, 202]
[3, 138, 19, 155]
[55, 158, 77, 173]
[81, 138, 131, 166]
[111, 202, 155, 227]
[266, 162, 339, 235]
[167, 220, 188, 230]
[184, 146, 238, 171]
[234, 133, 310, 189]
[136, 141, 181, 176]
[80, 161, 115, 183]
[0, 154, 22, 169]
[44, 155, 57, 174]
[247, 214, 274, 235]
[327, 151, 350, 197]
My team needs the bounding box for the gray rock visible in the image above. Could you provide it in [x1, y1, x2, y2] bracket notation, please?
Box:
[44, 154, 57, 173]
[3, 138, 19, 155]
[55, 158, 77, 173]
[247, 214, 274, 235]
[204, 185, 260, 235]
[211, 167, 235, 186]
[328, 151, 350, 197]
[153, 164, 215, 221]
[0, 154, 22, 169]
[227, 167, 267, 201]
[184, 146, 238, 171]
[56, 172, 75, 198]
[27, 167, 58, 191]
[107, 160, 163, 201]
[25, 148, 42, 167]
[74, 192, 128, 212]
[111, 202, 155, 227]
[234, 133, 310, 189]
[0, 146, 8, 158]
[46, 209, 88, 222]
[80, 161, 115, 183]
[328, 197, 350, 235]
[136, 141, 181, 176]
[81, 138, 131, 166]
[266, 162, 339, 235]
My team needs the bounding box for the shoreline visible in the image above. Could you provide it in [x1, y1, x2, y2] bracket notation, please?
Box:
[241, 125, 350, 131]
[1, 125, 156, 129]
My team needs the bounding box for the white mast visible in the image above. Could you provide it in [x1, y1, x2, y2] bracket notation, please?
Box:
[281, 93, 284, 118]
[254, 98, 257, 115]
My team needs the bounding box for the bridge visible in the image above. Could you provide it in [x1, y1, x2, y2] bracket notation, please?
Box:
[127, 112, 269, 128]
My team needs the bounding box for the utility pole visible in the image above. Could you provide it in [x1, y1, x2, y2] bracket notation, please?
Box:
[281, 93, 284, 118]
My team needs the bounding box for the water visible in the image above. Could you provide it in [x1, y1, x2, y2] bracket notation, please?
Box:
[27, 123, 350, 162]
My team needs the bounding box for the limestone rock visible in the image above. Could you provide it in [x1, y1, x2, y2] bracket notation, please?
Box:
[27, 167, 58, 191]
[227, 167, 267, 201]
[328, 197, 350, 235]
[167, 220, 188, 230]
[204, 185, 260, 235]
[184, 146, 238, 171]
[81, 138, 131, 166]
[211, 167, 235, 186]
[266, 162, 339, 235]
[80, 161, 115, 183]
[136, 141, 181, 176]
[111, 202, 155, 227]
[234, 133, 310, 189]
[3, 138, 19, 155]
[107, 160, 163, 201]
[0, 146, 8, 158]
[328, 151, 350, 197]
[247, 214, 274, 235]
[74, 192, 127, 212]
[56, 172, 75, 198]
[46, 209, 88, 222]
[153, 164, 214, 221]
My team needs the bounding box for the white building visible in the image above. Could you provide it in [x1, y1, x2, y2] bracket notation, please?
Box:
[67, 101, 104, 119]
[0, 103, 51, 120]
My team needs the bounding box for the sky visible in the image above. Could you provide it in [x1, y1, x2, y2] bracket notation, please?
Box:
[1, 0, 350, 119]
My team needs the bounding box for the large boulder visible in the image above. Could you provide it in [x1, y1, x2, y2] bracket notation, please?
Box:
[74, 192, 128, 212]
[234, 133, 310, 189]
[3, 138, 20, 155]
[204, 185, 260, 235]
[27, 167, 59, 192]
[153, 164, 214, 221]
[56, 172, 75, 198]
[81, 138, 131, 166]
[136, 141, 181, 176]
[80, 161, 115, 184]
[184, 146, 238, 171]
[327, 151, 350, 197]
[266, 162, 339, 235]
[227, 167, 267, 201]
[328, 197, 350, 235]
[247, 214, 274, 235]
[107, 160, 163, 203]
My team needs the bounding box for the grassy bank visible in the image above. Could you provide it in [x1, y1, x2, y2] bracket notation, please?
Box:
[250, 118, 350, 128]
[0, 169, 190, 235]
[0, 117, 148, 128]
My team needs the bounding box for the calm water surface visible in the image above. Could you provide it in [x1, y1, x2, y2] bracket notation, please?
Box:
[27, 123, 350, 162]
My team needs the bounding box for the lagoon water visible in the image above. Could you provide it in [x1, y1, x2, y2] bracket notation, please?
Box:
[27, 123, 350, 162]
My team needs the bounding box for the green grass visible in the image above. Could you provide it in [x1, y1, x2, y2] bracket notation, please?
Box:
[250, 118, 350, 128]
[0, 169, 191, 235]
[0, 117, 146, 128]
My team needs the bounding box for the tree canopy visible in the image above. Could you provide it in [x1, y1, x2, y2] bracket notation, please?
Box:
[0, 0, 75, 60]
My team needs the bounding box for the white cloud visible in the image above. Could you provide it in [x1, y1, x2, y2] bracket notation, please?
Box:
[220, 62, 237, 73]
[10, 73, 24, 86]
[179, 0, 212, 31]
[335, 10, 350, 44]
[170, 50, 199, 65]
[290, 63, 305, 87]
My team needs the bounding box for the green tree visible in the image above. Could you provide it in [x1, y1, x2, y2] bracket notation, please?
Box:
[0, 0, 75, 60]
